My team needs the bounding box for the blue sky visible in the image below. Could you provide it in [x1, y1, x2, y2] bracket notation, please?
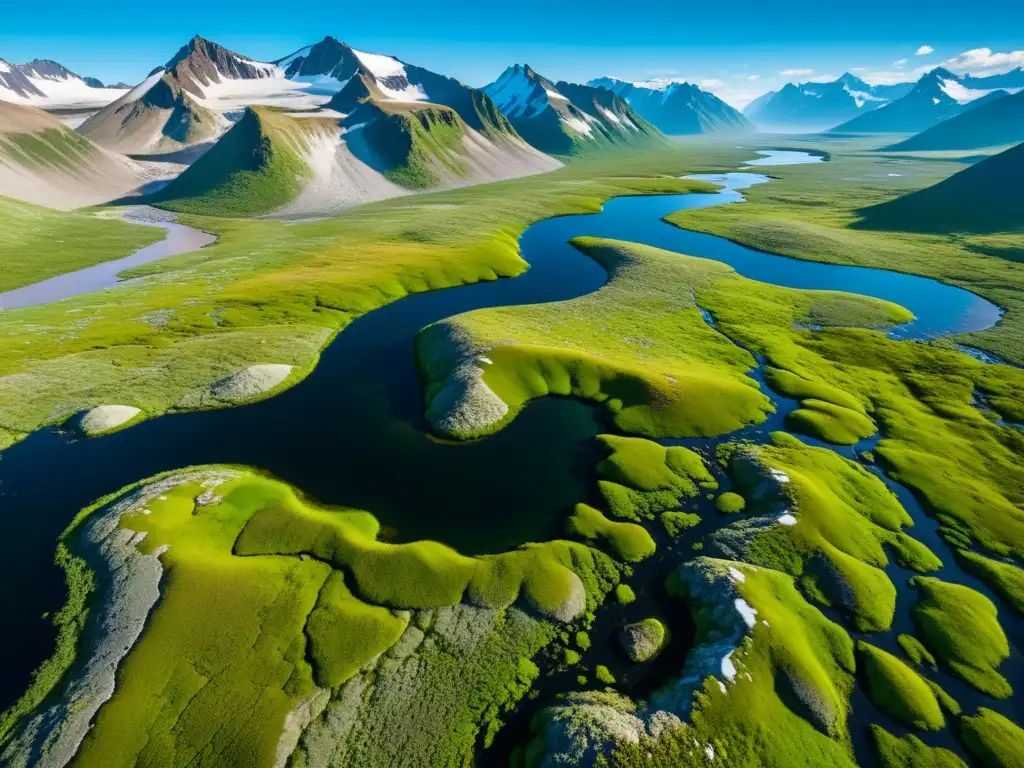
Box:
[3, 0, 1023, 107]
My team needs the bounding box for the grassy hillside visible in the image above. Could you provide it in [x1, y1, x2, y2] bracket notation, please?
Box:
[884, 90, 1024, 152]
[150, 107, 315, 217]
[858, 142, 1024, 233]
[0, 197, 162, 292]
[355, 101, 469, 188]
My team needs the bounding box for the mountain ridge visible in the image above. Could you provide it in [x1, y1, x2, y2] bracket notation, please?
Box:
[587, 77, 750, 134]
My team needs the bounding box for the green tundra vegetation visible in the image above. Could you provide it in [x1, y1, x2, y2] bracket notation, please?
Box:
[592, 434, 718, 520]
[3, 139, 1024, 766]
[869, 726, 967, 768]
[0, 197, 162, 292]
[955, 549, 1024, 614]
[717, 433, 940, 632]
[0, 146, 745, 451]
[6, 468, 625, 766]
[151, 107, 315, 217]
[602, 560, 858, 767]
[855, 641, 945, 730]
[909, 576, 1012, 698]
[959, 707, 1024, 768]
[897, 633, 937, 669]
[566, 503, 656, 563]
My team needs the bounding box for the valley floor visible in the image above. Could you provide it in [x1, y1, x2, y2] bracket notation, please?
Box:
[0, 139, 1022, 768]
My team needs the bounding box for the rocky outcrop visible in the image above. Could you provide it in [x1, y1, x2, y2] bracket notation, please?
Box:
[69, 405, 140, 437]
[619, 619, 667, 663]
[1, 469, 236, 768]
[208, 363, 293, 403]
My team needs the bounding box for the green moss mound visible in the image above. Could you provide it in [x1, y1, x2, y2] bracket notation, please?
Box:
[595, 435, 716, 520]
[567, 503, 656, 563]
[869, 726, 967, 768]
[897, 633, 937, 669]
[614, 584, 636, 605]
[856, 641, 944, 731]
[910, 576, 1012, 698]
[661, 511, 701, 536]
[960, 707, 1024, 768]
[786, 398, 877, 445]
[715, 491, 746, 514]
[956, 549, 1024, 614]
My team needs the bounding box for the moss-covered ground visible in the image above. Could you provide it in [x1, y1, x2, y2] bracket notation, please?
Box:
[959, 707, 1024, 768]
[909, 576, 1012, 698]
[0, 197, 162, 293]
[856, 641, 945, 730]
[7, 468, 622, 766]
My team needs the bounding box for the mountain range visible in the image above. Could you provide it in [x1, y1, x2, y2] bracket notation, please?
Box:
[587, 77, 750, 134]
[882, 88, 1024, 151]
[0, 58, 126, 109]
[481, 65, 663, 155]
[742, 73, 914, 131]
[831, 67, 1015, 133]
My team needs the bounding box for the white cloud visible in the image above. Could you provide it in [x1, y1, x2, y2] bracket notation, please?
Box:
[747, 74, 760, 81]
[894, 58, 908, 67]
[807, 74, 837, 83]
[780, 68, 813, 76]
[700, 78, 725, 88]
[916, 45, 935, 56]
[941, 47, 1024, 75]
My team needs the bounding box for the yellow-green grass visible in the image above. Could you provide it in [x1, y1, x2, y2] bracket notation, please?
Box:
[786, 398, 877, 445]
[419, 236, 911, 444]
[567, 503, 655, 563]
[611, 560, 858, 766]
[595, 665, 616, 685]
[910, 576, 1012, 698]
[959, 707, 1024, 768]
[665, 137, 1024, 364]
[955, 549, 1024, 614]
[715, 491, 746, 514]
[151, 107, 318, 217]
[0, 196, 163, 293]
[0, 145, 750, 448]
[614, 584, 636, 604]
[897, 633, 937, 669]
[594, 434, 717, 520]
[304, 570, 408, 688]
[723, 433, 940, 632]
[0, 127, 95, 174]
[661, 511, 701, 537]
[856, 641, 945, 731]
[6, 467, 621, 765]
[869, 726, 967, 768]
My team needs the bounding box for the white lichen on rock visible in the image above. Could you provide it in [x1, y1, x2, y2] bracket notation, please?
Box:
[1, 469, 237, 768]
[209, 364, 293, 403]
[69, 404, 141, 436]
[418, 321, 511, 438]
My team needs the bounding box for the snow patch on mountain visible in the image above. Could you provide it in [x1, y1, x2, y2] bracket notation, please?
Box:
[938, 78, 1000, 104]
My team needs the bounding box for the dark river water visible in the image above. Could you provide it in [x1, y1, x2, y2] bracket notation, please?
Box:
[0, 153, 1015, 764]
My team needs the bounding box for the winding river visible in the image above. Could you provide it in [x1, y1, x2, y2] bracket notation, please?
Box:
[0, 153, 1017, 764]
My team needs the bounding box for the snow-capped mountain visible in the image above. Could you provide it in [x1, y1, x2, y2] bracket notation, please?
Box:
[587, 77, 750, 134]
[0, 57, 126, 108]
[832, 68, 1009, 133]
[78, 36, 327, 154]
[483, 65, 662, 155]
[744, 73, 914, 131]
